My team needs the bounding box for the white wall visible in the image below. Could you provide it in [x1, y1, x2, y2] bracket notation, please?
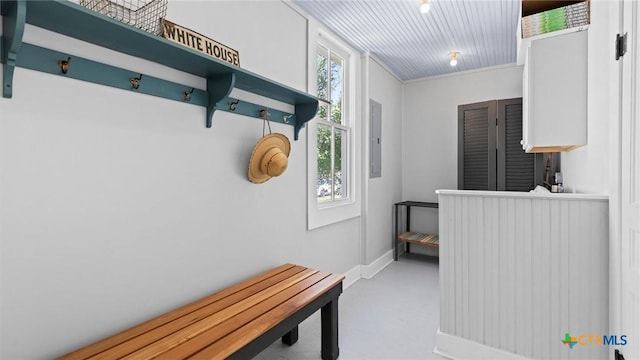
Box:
[364, 58, 404, 264]
[402, 65, 524, 203]
[560, 0, 611, 194]
[0, 2, 361, 359]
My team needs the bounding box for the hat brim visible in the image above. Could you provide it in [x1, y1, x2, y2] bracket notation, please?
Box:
[248, 133, 291, 184]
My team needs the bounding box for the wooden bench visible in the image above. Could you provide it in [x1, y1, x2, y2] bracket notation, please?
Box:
[57, 264, 345, 360]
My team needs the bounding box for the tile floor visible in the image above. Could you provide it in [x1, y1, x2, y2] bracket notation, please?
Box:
[255, 254, 443, 360]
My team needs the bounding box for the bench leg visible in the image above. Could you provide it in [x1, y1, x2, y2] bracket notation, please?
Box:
[282, 325, 299, 346]
[321, 298, 339, 360]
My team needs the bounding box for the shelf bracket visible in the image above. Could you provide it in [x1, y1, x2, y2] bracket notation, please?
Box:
[1, 0, 26, 98]
[206, 73, 235, 128]
[294, 101, 319, 140]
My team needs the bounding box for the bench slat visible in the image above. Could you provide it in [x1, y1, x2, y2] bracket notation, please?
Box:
[190, 274, 345, 360]
[113, 269, 322, 360]
[57, 263, 300, 360]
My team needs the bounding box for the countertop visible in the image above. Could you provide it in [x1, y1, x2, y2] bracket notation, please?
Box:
[436, 189, 609, 201]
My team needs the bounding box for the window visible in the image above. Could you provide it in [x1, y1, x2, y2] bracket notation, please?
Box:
[316, 45, 349, 204]
[306, 22, 361, 230]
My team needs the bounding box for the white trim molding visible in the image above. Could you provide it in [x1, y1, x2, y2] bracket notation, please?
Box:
[342, 265, 362, 290]
[342, 249, 394, 290]
[360, 249, 393, 279]
[434, 330, 532, 360]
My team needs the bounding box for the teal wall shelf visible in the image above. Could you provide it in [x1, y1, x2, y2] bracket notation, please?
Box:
[0, 0, 318, 140]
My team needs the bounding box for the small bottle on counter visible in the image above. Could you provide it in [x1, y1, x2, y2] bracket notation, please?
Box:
[552, 172, 564, 193]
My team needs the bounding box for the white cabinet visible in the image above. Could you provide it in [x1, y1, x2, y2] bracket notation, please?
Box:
[522, 30, 588, 153]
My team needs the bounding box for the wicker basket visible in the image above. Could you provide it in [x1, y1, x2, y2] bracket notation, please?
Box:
[80, 0, 168, 35]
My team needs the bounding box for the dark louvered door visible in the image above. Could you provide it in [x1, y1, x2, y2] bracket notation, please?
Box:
[458, 101, 497, 190]
[458, 98, 535, 192]
[497, 98, 535, 191]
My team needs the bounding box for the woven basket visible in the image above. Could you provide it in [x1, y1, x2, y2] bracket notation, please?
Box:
[80, 0, 167, 35]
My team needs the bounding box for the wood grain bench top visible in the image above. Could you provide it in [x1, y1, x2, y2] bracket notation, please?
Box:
[58, 264, 345, 360]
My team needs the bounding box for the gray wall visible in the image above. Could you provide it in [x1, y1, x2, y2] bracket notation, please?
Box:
[0, 2, 613, 359]
[402, 66, 524, 203]
[400, 0, 613, 199]
[0, 2, 366, 358]
[400, 66, 523, 257]
[364, 58, 404, 264]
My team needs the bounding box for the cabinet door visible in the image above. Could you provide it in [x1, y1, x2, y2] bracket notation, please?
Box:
[459, 98, 536, 191]
[523, 30, 588, 152]
[497, 98, 535, 191]
[458, 101, 497, 190]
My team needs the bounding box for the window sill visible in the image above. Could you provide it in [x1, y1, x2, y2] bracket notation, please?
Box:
[308, 198, 360, 230]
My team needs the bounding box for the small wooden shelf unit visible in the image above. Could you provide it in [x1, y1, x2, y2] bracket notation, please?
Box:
[394, 201, 439, 261]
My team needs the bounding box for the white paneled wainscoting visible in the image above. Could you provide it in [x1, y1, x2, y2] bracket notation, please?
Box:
[435, 190, 609, 360]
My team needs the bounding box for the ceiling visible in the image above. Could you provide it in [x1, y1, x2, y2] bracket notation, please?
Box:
[290, 0, 522, 81]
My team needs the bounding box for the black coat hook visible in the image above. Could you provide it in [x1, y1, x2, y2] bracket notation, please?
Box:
[57, 56, 71, 74]
[130, 74, 143, 89]
[183, 87, 195, 101]
[228, 99, 240, 111]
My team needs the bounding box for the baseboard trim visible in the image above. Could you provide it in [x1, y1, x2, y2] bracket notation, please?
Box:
[361, 249, 394, 279]
[434, 329, 532, 360]
[342, 249, 394, 289]
[342, 264, 361, 290]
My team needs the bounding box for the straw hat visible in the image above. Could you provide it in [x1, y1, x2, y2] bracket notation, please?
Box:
[248, 133, 291, 184]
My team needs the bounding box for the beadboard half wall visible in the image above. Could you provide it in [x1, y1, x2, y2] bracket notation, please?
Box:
[436, 190, 609, 360]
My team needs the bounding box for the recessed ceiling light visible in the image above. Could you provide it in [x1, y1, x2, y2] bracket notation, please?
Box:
[420, 0, 430, 14]
[449, 52, 459, 67]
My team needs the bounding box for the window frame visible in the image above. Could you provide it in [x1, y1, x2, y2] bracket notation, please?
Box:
[316, 44, 350, 206]
[306, 20, 361, 230]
